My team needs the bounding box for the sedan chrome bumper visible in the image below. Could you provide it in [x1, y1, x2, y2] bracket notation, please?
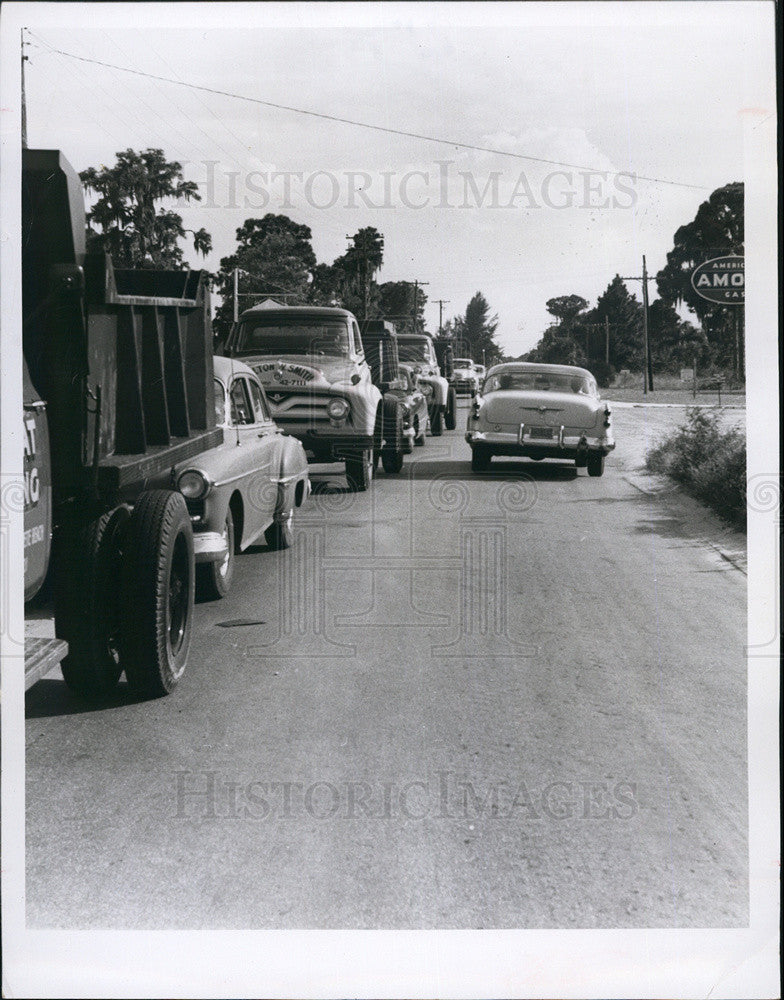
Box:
[193, 530, 229, 564]
[466, 427, 615, 453]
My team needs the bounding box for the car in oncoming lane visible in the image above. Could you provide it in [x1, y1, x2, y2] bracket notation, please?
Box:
[173, 357, 311, 599]
[465, 362, 615, 475]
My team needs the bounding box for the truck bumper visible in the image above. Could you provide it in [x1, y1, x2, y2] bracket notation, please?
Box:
[297, 431, 376, 461]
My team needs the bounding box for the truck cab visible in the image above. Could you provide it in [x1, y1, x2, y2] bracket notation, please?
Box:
[227, 302, 382, 491]
[395, 332, 456, 434]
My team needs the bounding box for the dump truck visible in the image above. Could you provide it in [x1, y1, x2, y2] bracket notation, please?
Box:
[21, 148, 222, 698]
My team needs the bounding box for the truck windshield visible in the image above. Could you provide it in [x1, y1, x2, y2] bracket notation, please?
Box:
[454, 359, 473, 368]
[398, 339, 432, 364]
[236, 318, 351, 358]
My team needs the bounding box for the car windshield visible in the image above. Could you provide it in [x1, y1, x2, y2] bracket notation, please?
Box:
[397, 338, 432, 364]
[235, 317, 351, 359]
[485, 371, 594, 395]
[454, 359, 473, 368]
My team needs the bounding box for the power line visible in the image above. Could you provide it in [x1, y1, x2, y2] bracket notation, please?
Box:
[39, 43, 708, 192]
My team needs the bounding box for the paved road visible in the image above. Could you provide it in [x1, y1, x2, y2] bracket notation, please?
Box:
[25, 401, 748, 928]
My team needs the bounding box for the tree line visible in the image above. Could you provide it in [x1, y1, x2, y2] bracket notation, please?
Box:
[522, 182, 744, 383]
[78, 147, 504, 363]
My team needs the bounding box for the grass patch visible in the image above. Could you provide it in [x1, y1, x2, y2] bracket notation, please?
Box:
[646, 408, 746, 529]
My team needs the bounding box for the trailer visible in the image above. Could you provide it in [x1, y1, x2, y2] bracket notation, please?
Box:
[22, 148, 222, 698]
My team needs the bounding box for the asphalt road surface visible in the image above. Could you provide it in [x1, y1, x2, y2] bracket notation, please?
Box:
[25, 400, 748, 928]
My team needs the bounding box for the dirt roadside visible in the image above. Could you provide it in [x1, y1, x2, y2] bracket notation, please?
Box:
[610, 404, 747, 574]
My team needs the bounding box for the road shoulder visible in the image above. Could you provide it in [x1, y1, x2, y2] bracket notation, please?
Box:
[623, 470, 747, 575]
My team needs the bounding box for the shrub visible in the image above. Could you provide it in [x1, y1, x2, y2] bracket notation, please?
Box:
[646, 408, 746, 528]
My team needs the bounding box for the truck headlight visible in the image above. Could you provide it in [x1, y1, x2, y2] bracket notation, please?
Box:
[327, 397, 350, 420]
[420, 382, 433, 397]
[177, 470, 209, 499]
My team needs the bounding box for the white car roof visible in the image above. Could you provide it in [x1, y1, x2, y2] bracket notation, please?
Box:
[485, 361, 594, 379]
[213, 355, 257, 384]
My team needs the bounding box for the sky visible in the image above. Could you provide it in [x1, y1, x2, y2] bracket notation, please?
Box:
[12, 2, 774, 356]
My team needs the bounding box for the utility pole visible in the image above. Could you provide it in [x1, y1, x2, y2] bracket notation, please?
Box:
[621, 255, 656, 393]
[233, 267, 239, 324]
[604, 316, 610, 366]
[435, 299, 450, 338]
[21, 28, 28, 149]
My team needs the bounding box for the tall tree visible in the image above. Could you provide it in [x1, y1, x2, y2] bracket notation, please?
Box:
[592, 275, 643, 369]
[376, 281, 428, 335]
[80, 148, 211, 269]
[213, 214, 317, 342]
[461, 291, 502, 364]
[327, 227, 385, 319]
[545, 294, 589, 327]
[656, 182, 744, 374]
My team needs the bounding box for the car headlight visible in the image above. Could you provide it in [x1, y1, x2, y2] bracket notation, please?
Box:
[177, 470, 209, 499]
[327, 397, 350, 420]
[420, 382, 433, 397]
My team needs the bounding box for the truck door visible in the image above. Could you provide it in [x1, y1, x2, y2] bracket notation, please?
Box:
[23, 358, 52, 602]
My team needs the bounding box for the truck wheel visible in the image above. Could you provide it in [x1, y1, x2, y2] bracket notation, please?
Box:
[56, 505, 130, 698]
[430, 405, 444, 436]
[587, 453, 606, 477]
[381, 397, 405, 474]
[265, 510, 294, 550]
[196, 505, 235, 600]
[346, 449, 374, 492]
[471, 446, 492, 472]
[444, 387, 457, 430]
[121, 490, 194, 698]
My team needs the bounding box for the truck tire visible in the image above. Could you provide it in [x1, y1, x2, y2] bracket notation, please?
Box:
[121, 490, 194, 698]
[444, 387, 457, 430]
[196, 505, 235, 600]
[587, 452, 606, 477]
[56, 505, 130, 698]
[265, 510, 294, 550]
[430, 404, 444, 437]
[381, 397, 405, 474]
[345, 449, 374, 492]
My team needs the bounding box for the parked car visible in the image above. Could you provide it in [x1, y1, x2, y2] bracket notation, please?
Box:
[396, 332, 453, 435]
[173, 357, 311, 599]
[226, 302, 382, 492]
[452, 357, 480, 394]
[391, 363, 430, 451]
[466, 362, 615, 476]
[474, 363, 486, 381]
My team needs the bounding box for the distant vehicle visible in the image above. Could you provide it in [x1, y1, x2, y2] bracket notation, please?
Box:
[173, 358, 310, 600]
[432, 340, 457, 429]
[358, 319, 408, 474]
[466, 362, 615, 475]
[474, 363, 486, 380]
[392, 363, 430, 450]
[396, 332, 454, 435]
[452, 357, 480, 394]
[226, 303, 382, 491]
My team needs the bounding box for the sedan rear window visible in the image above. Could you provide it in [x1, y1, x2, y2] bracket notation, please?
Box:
[486, 371, 595, 395]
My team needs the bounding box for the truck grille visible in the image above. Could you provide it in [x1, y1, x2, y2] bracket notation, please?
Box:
[264, 390, 335, 426]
